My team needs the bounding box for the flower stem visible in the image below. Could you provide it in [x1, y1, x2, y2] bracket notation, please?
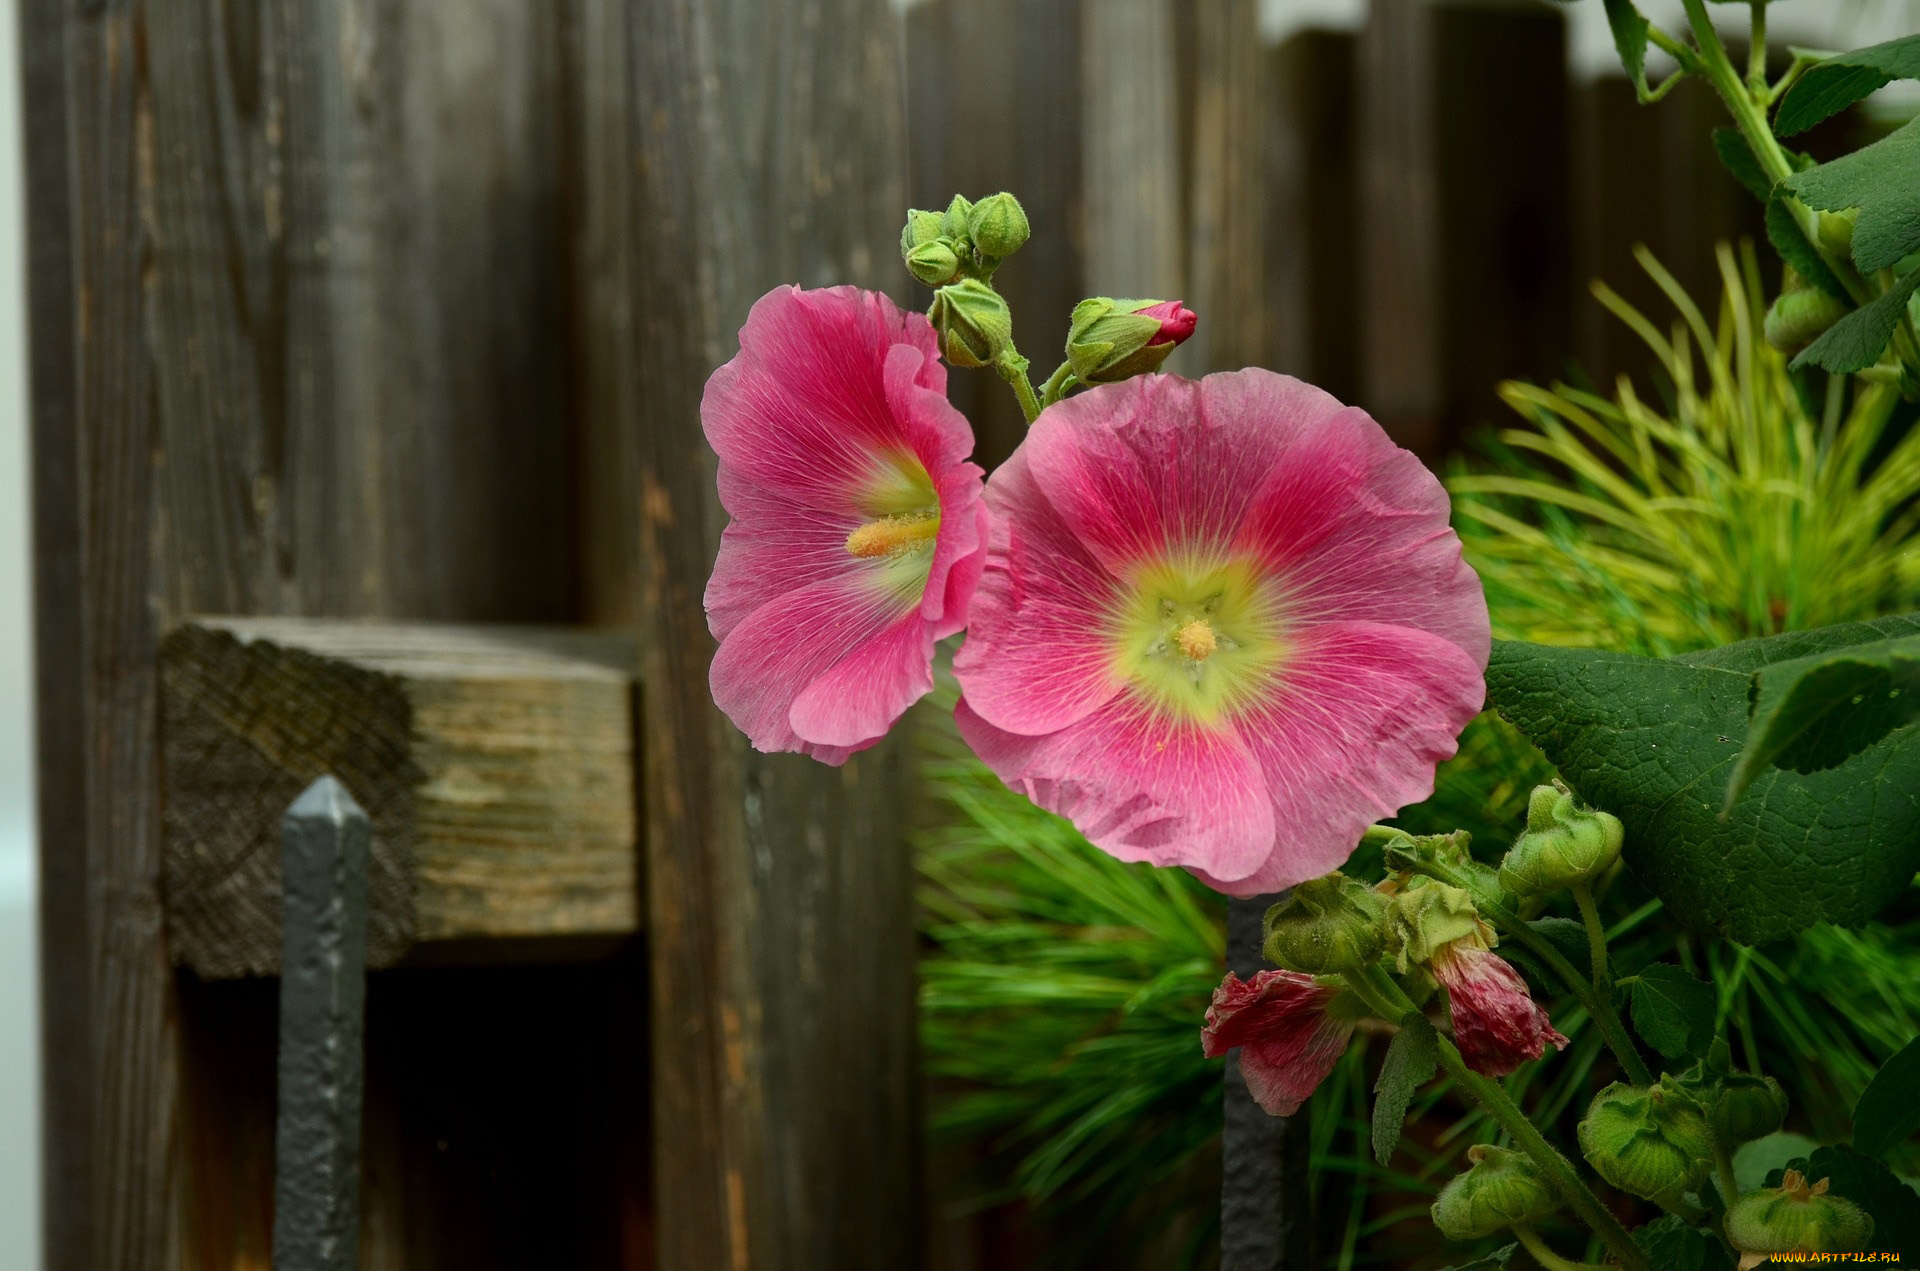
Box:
[1715, 1145, 1740, 1204]
[1347, 968, 1652, 1271]
[1571, 882, 1613, 999]
[1036, 360, 1076, 409]
[1513, 1225, 1610, 1271]
[996, 351, 1042, 424]
[1746, 0, 1768, 96]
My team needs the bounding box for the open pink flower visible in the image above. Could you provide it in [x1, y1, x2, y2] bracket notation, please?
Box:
[953, 369, 1488, 893]
[1202, 970, 1354, 1116]
[704, 285, 988, 763]
[1431, 943, 1568, 1077]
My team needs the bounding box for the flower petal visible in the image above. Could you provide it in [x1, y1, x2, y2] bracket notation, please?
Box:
[1019, 370, 1350, 575]
[788, 611, 936, 748]
[1201, 970, 1353, 1117]
[1190, 621, 1487, 896]
[956, 693, 1276, 881]
[952, 441, 1129, 737]
[1433, 945, 1569, 1078]
[710, 569, 920, 763]
[1233, 401, 1490, 666]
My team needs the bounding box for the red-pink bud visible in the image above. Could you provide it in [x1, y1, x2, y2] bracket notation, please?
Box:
[1431, 944, 1569, 1077]
[1202, 969, 1355, 1116]
[1136, 300, 1197, 347]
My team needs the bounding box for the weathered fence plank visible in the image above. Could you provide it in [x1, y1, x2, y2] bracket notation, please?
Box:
[161, 620, 639, 979]
[1082, 0, 1185, 303]
[567, 0, 921, 1266]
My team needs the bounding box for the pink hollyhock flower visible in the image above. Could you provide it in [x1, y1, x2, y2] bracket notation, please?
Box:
[1201, 969, 1355, 1116]
[703, 285, 989, 763]
[953, 369, 1488, 893]
[1430, 942, 1569, 1077]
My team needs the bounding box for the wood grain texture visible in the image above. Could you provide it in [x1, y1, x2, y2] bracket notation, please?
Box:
[160, 619, 638, 979]
[566, 0, 921, 1265]
[1185, 0, 1271, 375]
[1081, 0, 1185, 305]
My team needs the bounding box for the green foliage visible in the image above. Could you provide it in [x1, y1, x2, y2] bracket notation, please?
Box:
[1601, 0, 1653, 100]
[1764, 198, 1846, 299]
[1713, 128, 1770, 202]
[1437, 1243, 1514, 1271]
[1486, 619, 1920, 943]
[1630, 964, 1716, 1060]
[1451, 246, 1920, 655]
[915, 721, 1226, 1270]
[1371, 1017, 1437, 1166]
[1852, 1037, 1920, 1160]
[1632, 1215, 1733, 1271]
[1777, 35, 1920, 137]
[1783, 117, 1920, 276]
[1793, 270, 1920, 374]
[1725, 632, 1920, 809]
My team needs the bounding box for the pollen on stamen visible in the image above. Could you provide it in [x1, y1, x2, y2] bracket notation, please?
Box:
[846, 510, 940, 559]
[1173, 618, 1217, 661]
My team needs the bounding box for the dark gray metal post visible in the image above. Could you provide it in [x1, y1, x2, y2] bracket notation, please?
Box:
[1222, 893, 1315, 1270]
[274, 776, 371, 1271]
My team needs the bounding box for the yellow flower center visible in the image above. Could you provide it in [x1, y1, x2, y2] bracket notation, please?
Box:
[1106, 555, 1287, 725]
[1173, 618, 1217, 661]
[845, 510, 941, 559]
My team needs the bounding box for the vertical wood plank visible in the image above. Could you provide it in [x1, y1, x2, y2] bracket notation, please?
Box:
[568, 0, 920, 1266]
[1185, 0, 1271, 374]
[1082, 0, 1184, 304]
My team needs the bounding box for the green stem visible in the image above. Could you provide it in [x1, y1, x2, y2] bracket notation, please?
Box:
[1746, 0, 1767, 96]
[1657, 1191, 1710, 1225]
[1715, 1145, 1740, 1204]
[1571, 883, 1613, 999]
[1392, 854, 1653, 1086]
[996, 351, 1042, 424]
[1036, 360, 1076, 409]
[1346, 968, 1651, 1271]
[1512, 1226, 1610, 1271]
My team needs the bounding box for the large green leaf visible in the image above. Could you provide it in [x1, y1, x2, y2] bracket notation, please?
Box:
[1783, 117, 1920, 274]
[1485, 616, 1920, 943]
[1853, 1036, 1920, 1160]
[1791, 270, 1920, 374]
[1765, 197, 1848, 299]
[1371, 1015, 1437, 1165]
[1777, 35, 1920, 136]
[1723, 634, 1920, 811]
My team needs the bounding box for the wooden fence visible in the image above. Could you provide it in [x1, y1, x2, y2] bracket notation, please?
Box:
[20, 0, 1778, 1268]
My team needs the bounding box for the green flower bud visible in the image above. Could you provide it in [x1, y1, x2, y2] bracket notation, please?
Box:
[904, 239, 963, 287]
[1261, 873, 1390, 975]
[1497, 782, 1623, 898]
[1709, 1073, 1788, 1146]
[900, 208, 946, 256]
[1726, 1170, 1873, 1268]
[966, 192, 1030, 259]
[1765, 286, 1851, 355]
[1065, 297, 1197, 384]
[941, 193, 974, 239]
[1577, 1077, 1716, 1203]
[1380, 830, 1509, 915]
[928, 278, 1013, 369]
[1816, 209, 1857, 260]
[1383, 877, 1487, 974]
[1430, 1144, 1562, 1240]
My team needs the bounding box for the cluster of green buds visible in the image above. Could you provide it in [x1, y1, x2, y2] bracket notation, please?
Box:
[901, 193, 1030, 369]
[1497, 781, 1623, 899]
[1674, 1038, 1789, 1148]
[1726, 1170, 1874, 1269]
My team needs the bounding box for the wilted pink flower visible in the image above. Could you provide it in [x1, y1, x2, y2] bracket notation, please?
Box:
[953, 369, 1488, 893]
[1202, 970, 1355, 1116]
[1431, 942, 1569, 1077]
[704, 285, 989, 763]
[1136, 299, 1197, 347]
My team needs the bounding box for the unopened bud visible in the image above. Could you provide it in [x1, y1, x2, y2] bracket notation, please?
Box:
[1262, 873, 1390, 976]
[1383, 877, 1487, 974]
[1430, 1143, 1561, 1240]
[941, 193, 975, 239]
[967, 192, 1030, 259]
[1577, 1077, 1715, 1202]
[1497, 782, 1623, 898]
[905, 239, 962, 287]
[1065, 296, 1198, 384]
[901, 208, 946, 255]
[1709, 1073, 1788, 1146]
[1765, 287, 1851, 355]
[1726, 1170, 1873, 1269]
[929, 278, 1013, 369]
[1816, 209, 1857, 260]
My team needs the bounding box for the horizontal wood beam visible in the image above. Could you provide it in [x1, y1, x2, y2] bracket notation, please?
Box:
[160, 618, 639, 979]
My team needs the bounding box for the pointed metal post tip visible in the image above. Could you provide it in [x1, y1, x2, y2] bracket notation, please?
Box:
[285, 774, 367, 826]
